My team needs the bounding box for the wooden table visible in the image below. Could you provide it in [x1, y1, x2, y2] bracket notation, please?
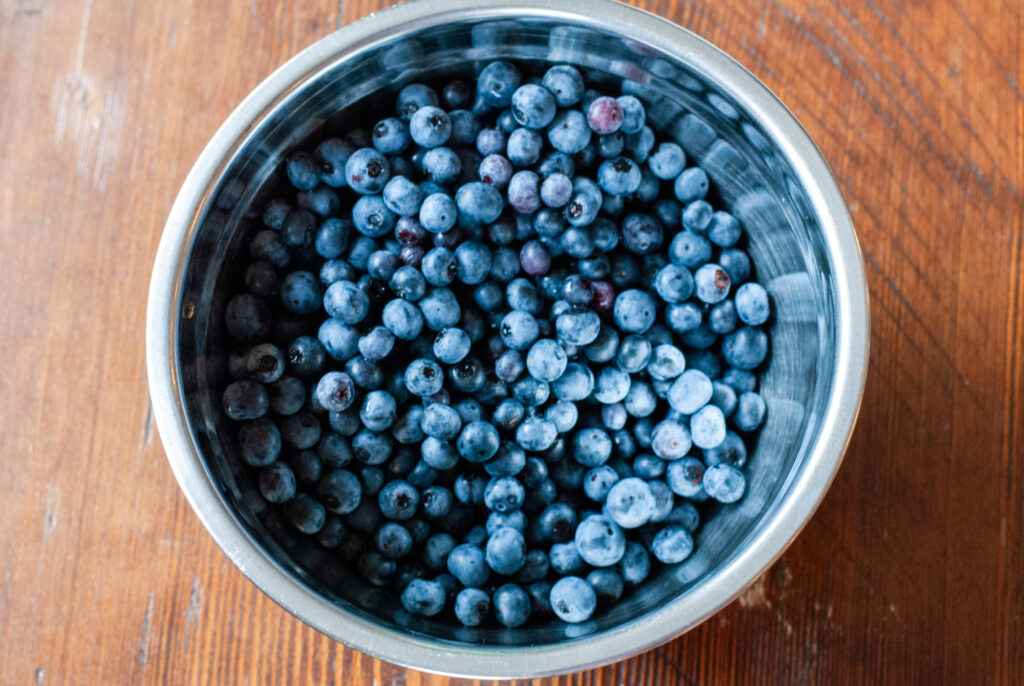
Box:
[2, 0, 1021, 683]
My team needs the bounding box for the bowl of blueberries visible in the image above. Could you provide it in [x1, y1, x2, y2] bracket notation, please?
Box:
[146, 0, 869, 677]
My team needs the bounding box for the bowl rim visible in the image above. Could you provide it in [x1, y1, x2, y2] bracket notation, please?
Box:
[146, 0, 870, 677]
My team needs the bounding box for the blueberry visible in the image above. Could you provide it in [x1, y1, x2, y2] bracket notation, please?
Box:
[400, 578, 446, 616]
[494, 350, 525, 383]
[489, 246, 520, 282]
[483, 477, 526, 514]
[448, 357, 487, 394]
[285, 151, 319, 190]
[485, 526, 527, 575]
[719, 248, 752, 285]
[666, 501, 701, 532]
[517, 239, 551, 278]
[551, 362, 594, 401]
[317, 515, 347, 548]
[586, 96, 624, 135]
[312, 371, 354, 413]
[225, 294, 272, 343]
[244, 261, 278, 297]
[598, 131, 626, 158]
[548, 110, 592, 154]
[449, 109, 482, 145]
[455, 587, 491, 626]
[378, 480, 419, 521]
[319, 258, 355, 286]
[409, 106, 452, 148]
[564, 178, 602, 227]
[709, 300, 738, 335]
[405, 358, 444, 397]
[593, 367, 631, 404]
[515, 416, 558, 451]
[668, 369, 713, 414]
[665, 302, 702, 335]
[583, 465, 620, 502]
[704, 431, 748, 468]
[345, 355, 383, 389]
[478, 61, 521, 107]
[419, 288, 461, 331]
[419, 192, 457, 234]
[584, 326, 618, 365]
[597, 157, 642, 196]
[476, 127, 507, 156]
[603, 403, 629, 430]
[360, 391, 397, 432]
[523, 338, 567, 383]
[317, 432, 352, 467]
[711, 381, 738, 417]
[722, 326, 768, 370]
[396, 83, 439, 120]
[674, 167, 709, 203]
[703, 463, 746, 503]
[734, 392, 766, 432]
[603, 477, 656, 529]
[648, 142, 686, 179]
[381, 176, 423, 217]
[735, 283, 770, 326]
[650, 419, 692, 460]
[420, 437, 458, 470]
[614, 541, 648, 585]
[457, 421, 501, 462]
[615, 95, 645, 134]
[356, 326, 394, 363]
[625, 125, 655, 163]
[549, 576, 597, 623]
[507, 127, 543, 166]
[345, 148, 390, 194]
[313, 218, 350, 260]
[372, 117, 410, 155]
[622, 382, 657, 419]
[281, 209, 316, 248]
[222, 380, 269, 420]
[493, 583, 531, 627]
[621, 213, 663, 255]
[352, 429, 392, 465]
[574, 514, 626, 566]
[555, 309, 601, 346]
[653, 264, 694, 305]
[423, 533, 456, 572]
[280, 411, 322, 449]
[500, 310, 540, 351]
[485, 443, 527, 477]
[421, 147, 461, 183]
[478, 153, 513, 188]
[258, 461, 296, 503]
[455, 241, 493, 284]
[690, 405, 726, 449]
[515, 549, 550, 584]
[238, 418, 282, 468]
[540, 173, 573, 209]
[329, 409, 360, 436]
[632, 454, 665, 479]
[549, 541, 586, 575]
[314, 139, 353, 187]
[545, 400, 579, 434]
[376, 521, 414, 559]
[321, 281, 367, 325]
[541, 65, 584, 107]
[250, 230, 290, 269]
[287, 450, 323, 488]
[420, 247, 457, 287]
[705, 210, 740, 247]
[668, 230, 712, 269]
[447, 543, 490, 587]
[610, 289, 655, 334]
[285, 493, 326, 534]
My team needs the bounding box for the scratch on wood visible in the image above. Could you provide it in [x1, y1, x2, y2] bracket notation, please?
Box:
[143, 401, 154, 446]
[42, 484, 58, 544]
[183, 575, 203, 649]
[168, 22, 177, 48]
[35, 667, 44, 684]
[74, 0, 94, 76]
[139, 591, 155, 667]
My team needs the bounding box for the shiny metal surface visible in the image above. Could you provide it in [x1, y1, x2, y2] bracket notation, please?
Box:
[146, 0, 869, 677]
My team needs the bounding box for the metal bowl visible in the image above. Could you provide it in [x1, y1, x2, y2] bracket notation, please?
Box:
[146, 0, 869, 677]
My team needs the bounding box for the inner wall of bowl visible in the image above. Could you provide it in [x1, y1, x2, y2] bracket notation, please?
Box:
[177, 17, 836, 645]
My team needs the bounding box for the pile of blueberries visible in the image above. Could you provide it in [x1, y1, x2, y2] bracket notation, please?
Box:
[220, 60, 770, 629]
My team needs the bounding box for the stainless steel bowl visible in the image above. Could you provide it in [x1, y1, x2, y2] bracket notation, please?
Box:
[146, 0, 869, 677]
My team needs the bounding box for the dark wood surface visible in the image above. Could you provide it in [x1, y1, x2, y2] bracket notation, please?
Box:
[2, 0, 1022, 683]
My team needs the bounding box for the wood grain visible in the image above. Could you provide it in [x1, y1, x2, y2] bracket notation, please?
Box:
[1, 0, 1022, 683]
